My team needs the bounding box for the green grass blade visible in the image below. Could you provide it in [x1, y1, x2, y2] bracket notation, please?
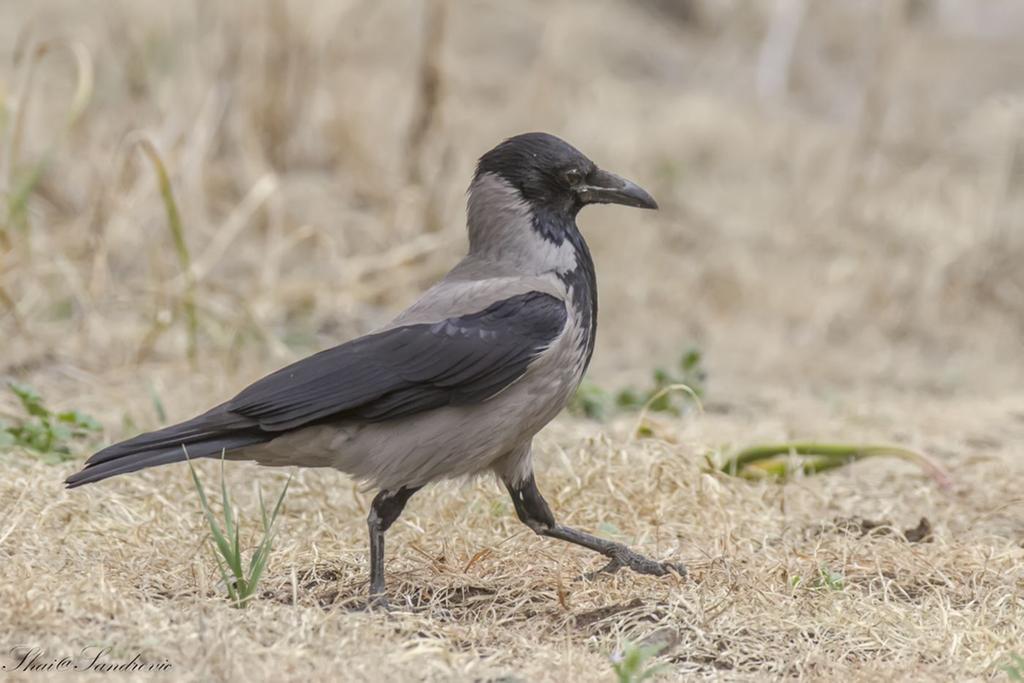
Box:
[134, 138, 198, 363]
[631, 382, 704, 438]
[219, 455, 235, 550]
[230, 514, 241, 579]
[212, 547, 240, 608]
[247, 489, 272, 580]
[718, 441, 952, 489]
[258, 482, 270, 533]
[246, 541, 271, 601]
[268, 474, 292, 532]
[187, 453, 242, 579]
[245, 474, 291, 598]
[1002, 653, 1024, 681]
[147, 382, 167, 422]
[249, 474, 291, 575]
[612, 642, 667, 683]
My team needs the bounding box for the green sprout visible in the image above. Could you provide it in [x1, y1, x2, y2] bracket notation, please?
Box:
[1002, 653, 1024, 681]
[611, 641, 668, 683]
[187, 454, 291, 608]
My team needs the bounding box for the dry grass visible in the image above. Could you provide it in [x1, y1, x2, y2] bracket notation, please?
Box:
[1, 0, 1023, 680]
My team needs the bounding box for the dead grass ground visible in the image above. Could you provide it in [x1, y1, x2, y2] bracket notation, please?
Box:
[1, 0, 1023, 680]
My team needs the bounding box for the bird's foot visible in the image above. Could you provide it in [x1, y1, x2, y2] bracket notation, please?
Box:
[585, 544, 687, 580]
[366, 597, 390, 612]
[541, 523, 687, 580]
[366, 588, 391, 612]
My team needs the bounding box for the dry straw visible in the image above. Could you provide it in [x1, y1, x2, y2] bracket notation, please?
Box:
[1, 1, 1023, 680]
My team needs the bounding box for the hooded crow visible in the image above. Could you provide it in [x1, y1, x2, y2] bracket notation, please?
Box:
[67, 132, 683, 605]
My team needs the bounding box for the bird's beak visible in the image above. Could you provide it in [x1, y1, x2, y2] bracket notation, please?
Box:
[579, 168, 659, 210]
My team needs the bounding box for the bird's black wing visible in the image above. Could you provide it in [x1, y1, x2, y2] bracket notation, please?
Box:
[225, 290, 567, 430]
[65, 291, 566, 488]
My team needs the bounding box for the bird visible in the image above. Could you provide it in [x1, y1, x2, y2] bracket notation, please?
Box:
[66, 132, 684, 606]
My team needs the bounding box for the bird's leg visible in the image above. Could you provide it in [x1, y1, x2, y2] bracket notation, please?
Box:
[366, 486, 420, 608]
[505, 473, 685, 578]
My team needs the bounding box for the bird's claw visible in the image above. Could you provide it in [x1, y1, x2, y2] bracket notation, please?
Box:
[367, 592, 391, 612]
[584, 546, 686, 580]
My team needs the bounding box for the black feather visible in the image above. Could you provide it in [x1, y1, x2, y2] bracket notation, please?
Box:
[228, 291, 566, 428]
[65, 291, 567, 487]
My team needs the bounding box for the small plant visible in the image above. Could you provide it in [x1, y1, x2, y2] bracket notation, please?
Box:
[610, 641, 668, 683]
[0, 382, 100, 462]
[816, 564, 845, 591]
[569, 382, 612, 420]
[187, 454, 291, 608]
[616, 347, 706, 414]
[1002, 652, 1024, 681]
[788, 566, 845, 592]
[569, 347, 707, 421]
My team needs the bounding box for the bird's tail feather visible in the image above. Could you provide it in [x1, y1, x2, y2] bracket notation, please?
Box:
[64, 413, 268, 488]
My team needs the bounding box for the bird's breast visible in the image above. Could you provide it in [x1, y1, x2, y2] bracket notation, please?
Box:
[556, 253, 597, 377]
[559, 293, 594, 383]
[517, 272, 595, 423]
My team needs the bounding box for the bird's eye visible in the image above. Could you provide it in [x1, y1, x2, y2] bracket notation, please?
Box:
[565, 168, 583, 186]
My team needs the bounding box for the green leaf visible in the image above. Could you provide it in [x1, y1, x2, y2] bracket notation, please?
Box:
[616, 389, 641, 408]
[188, 456, 241, 580]
[50, 424, 73, 443]
[219, 456, 236, 558]
[1002, 653, 1024, 681]
[817, 564, 845, 591]
[246, 543, 271, 601]
[680, 348, 701, 371]
[9, 382, 49, 418]
[647, 393, 673, 413]
[267, 475, 291, 534]
[57, 410, 101, 431]
[611, 641, 668, 683]
[568, 383, 609, 421]
[148, 382, 167, 423]
[212, 546, 240, 606]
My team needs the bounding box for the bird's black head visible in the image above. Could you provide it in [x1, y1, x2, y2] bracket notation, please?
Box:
[473, 133, 658, 242]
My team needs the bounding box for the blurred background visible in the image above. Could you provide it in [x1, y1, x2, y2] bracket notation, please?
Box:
[2, 0, 1023, 423]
